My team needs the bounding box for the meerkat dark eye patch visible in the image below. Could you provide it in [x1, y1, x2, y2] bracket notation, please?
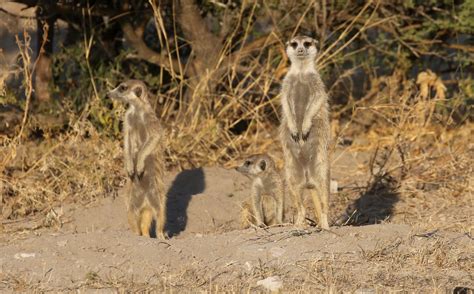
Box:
[303, 41, 312, 48]
[290, 42, 298, 49]
[118, 84, 128, 92]
[133, 87, 143, 98]
[259, 160, 266, 171]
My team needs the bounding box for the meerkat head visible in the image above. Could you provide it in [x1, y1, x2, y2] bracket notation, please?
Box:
[286, 35, 318, 63]
[235, 154, 275, 178]
[107, 80, 151, 108]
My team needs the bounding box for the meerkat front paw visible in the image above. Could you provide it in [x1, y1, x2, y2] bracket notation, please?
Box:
[126, 164, 135, 179]
[291, 132, 300, 142]
[137, 170, 144, 180]
[135, 168, 144, 180]
[135, 161, 145, 179]
[301, 131, 310, 142]
[301, 124, 312, 141]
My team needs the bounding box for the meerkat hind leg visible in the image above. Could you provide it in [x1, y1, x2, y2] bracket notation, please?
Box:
[288, 182, 307, 227]
[275, 192, 284, 224]
[310, 187, 329, 229]
[128, 209, 141, 235]
[147, 191, 168, 239]
[155, 204, 167, 239]
[240, 202, 255, 229]
[140, 207, 153, 237]
[126, 183, 141, 235]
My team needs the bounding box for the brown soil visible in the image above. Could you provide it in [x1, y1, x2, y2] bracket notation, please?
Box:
[1, 164, 473, 292]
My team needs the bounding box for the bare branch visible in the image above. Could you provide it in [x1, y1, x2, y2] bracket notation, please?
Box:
[120, 21, 180, 73]
[177, 0, 223, 75]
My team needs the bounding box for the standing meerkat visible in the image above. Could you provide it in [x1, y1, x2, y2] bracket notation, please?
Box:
[107, 80, 167, 239]
[235, 154, 284, 227]
[279, 35, 330, 229]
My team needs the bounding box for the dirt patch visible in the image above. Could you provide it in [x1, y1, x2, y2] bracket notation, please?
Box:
[1, 166, 473, 292]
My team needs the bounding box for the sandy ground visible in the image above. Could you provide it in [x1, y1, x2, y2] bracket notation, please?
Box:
[1, 166, 473, 292]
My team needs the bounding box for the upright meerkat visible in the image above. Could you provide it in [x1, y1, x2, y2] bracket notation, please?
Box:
[107, 80, 167, 239]
[236, 154, 284, 227]
[279, 35, 330, 229]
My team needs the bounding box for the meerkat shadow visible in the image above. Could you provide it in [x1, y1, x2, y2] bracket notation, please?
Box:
[339, 173, 400, 226]
[165, 168, 206, 237]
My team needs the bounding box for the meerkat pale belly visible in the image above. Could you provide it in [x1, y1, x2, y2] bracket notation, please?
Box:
[291, 79, 311, 134]
[287, 75, 321, 160]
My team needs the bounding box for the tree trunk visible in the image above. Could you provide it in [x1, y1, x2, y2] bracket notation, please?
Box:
[34, 0, 56, 103]
[177, 0, 223, 118]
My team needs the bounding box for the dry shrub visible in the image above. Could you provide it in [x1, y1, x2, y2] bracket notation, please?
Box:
[333, 68, 473, 230]
[1, 120, 123, 223]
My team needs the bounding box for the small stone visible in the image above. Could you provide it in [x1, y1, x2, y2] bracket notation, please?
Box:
[330, 180, 338, 193]
[57, 240, 68, 247]
[14, 253, 36, 259]
[257, 276, 283, 292]
[355, 288, 375, 294]
[270, 247, 285, 258]
[244, 261, 252, 271]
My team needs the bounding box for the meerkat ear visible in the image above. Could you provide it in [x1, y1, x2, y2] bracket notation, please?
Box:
[259, 160, 267, 171]
[133, 86, 143, 98]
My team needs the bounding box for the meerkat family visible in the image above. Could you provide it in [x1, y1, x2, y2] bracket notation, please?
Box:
[279, 35, 330, 229]
[109, 34, 330, 237]
[107, 80, 168, 239]
[235, 154, 284, 228]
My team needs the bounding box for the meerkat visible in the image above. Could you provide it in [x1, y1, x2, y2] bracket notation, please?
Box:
[279, 35, 330, 230]
[235, 154, 284, 228]
[107, 80, 167, 239]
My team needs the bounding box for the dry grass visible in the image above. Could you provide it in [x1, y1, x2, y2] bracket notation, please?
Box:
[1, 125, 123, 223]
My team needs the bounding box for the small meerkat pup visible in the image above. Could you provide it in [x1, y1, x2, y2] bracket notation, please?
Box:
[107, 80, 167, 239]
[279, 35, 330, 229]
[235, 154, 284, 227]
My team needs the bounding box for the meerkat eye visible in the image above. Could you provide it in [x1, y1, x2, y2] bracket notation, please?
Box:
[244, 160, 251, 167]
[259, 160, 266, 171]
[118, 84, 128, 92]
[290, 42, 298, 49]
[133, 87, 143, 98]
[303, 41, 312, 48]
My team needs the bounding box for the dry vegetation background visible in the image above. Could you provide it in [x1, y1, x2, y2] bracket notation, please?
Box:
[0, 0, 473, 291]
